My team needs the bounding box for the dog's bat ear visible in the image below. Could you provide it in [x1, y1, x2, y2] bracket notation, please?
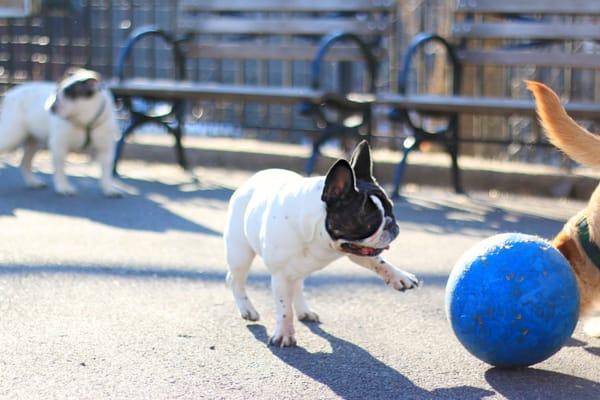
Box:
[61, 67, 80, 81]
[61, 68, 102, 85]
[350, 140, 374, 182]
[322, 159, 357, 204]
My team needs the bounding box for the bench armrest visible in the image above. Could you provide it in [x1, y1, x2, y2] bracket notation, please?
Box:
[398, 32, 461, 98]
[310, 31, 377, 92]
[115, 26, 190, 82]
[389, 32, 461, 136]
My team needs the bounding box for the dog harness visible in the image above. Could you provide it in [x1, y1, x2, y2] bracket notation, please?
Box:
[69, 98, 107, 150]
[576, 216, 600, 270]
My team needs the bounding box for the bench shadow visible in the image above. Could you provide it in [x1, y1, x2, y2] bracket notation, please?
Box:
[485, 367, 600, 400]
[247, 323, 494, 400]
[395, 193, 566, 239]
[0, 164, 228, 235]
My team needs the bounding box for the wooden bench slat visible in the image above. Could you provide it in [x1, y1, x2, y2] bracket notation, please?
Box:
[455, 0, 600, 15]
[377, 93, 600, 119]
[180, 0, 394, 12]
[178, 17, 388, 36]
[453, 22, 600, 40]
[109, 80, 600, 119]
[109, 79, 323, 105]
[459, 50, 600, 68]
[187, 43, 384, 61]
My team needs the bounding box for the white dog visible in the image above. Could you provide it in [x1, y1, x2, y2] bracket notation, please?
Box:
[224, 141, 420, 347]
[0, 68, 123, 196]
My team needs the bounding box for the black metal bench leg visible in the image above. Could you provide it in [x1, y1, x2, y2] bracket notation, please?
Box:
[305, 142, 322, 176]
[112, 120, 139, 176]
[173, 125, 188, 170]
[172, 104, 188, 170]
[392, 141, 416, 199]
[305, 128, 336, 176]
[447, 121, 463, 194]
[448, 140, 463, 194]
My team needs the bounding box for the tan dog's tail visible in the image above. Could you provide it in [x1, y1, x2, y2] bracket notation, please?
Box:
[526, 80, 600, 168]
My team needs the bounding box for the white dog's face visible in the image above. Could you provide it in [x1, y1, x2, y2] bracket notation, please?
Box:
[46, 68, 103, 119]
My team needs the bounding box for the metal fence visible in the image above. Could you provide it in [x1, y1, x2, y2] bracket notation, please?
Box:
[0, 0, 598, 166]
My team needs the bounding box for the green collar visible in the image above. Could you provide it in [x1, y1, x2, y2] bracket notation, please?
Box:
[576, 217, 600, 270]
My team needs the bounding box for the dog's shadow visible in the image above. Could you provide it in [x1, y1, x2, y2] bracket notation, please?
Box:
[0, 164, 230, 235]
[566, 337, 600, 358]
[247, 323, 494, 400]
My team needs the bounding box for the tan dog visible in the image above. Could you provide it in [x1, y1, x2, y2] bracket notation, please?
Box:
[527, 81, 600, 336]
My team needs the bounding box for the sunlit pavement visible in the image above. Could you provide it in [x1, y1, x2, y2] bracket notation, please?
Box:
[0, 155, 598, 399]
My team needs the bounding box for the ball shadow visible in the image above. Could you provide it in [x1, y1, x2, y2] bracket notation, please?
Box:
[485, 367, 600, 400]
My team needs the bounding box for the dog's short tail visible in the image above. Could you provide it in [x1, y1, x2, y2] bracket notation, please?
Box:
[526, 80, 600, 168]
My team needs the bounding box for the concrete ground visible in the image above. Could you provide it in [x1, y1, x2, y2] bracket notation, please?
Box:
[0, 154, 598, 400]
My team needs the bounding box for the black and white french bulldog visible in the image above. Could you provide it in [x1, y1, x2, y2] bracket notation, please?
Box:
[224, 141, 420, 347]
[0, 68, 123, 196]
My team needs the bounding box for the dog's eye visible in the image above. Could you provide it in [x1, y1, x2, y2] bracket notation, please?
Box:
[63, 87, 75, 99]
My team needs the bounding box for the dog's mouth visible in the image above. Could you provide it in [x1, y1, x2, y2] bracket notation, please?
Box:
[340, 243, 388, 257]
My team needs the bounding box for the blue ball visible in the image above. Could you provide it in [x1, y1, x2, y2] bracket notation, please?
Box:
[446, 233, 580, 367]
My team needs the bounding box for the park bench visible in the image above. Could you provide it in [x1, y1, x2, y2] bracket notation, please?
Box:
[380, 0, 600, 196]
[109, 0, 395, 175]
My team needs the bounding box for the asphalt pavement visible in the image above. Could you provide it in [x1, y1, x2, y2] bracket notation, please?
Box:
[0, 154, 598, 400]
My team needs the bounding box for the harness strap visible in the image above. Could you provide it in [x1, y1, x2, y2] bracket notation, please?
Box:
[81, 99, 107, 150]
[576, 216, 600, 271]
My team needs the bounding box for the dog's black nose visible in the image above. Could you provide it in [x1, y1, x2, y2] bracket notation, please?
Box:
[385, 218, 399, 237]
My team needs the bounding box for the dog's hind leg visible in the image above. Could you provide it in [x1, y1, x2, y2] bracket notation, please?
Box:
[224, 190, 259, 321]
[225, 242, 259, 321]
[0, 100, 28, 154]
[20, 137, 46, 188]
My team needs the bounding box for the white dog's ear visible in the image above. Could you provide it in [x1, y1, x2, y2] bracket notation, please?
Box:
[350, 140, 374, 182]
[322, 159, 356, 204]
[61, 67, 80, 80]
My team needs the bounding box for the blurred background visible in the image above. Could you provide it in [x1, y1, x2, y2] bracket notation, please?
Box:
[1, 0, 600, 168]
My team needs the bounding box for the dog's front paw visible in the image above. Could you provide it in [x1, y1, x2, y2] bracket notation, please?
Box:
[387, 269, 420, 292]
[102, 181, 128, 197]
[298, 311, 320, 323]
[54, 182, 77, 196]
[268, 333, 297, 347]
[268, 323, 296, 347]
[240, 307, 260, 322]
[25, 175, 46, 189]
